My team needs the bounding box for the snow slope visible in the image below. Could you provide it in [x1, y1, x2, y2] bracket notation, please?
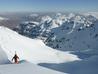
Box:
[0, 63, 66, 74]
[0, 26, 80, 64]
[40, 55, 98, 74]
[0, 46, 11, 64]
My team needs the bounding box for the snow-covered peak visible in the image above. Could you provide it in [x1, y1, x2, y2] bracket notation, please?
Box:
[41, 16, 52, 23]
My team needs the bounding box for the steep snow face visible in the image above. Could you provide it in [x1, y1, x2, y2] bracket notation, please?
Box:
[0, 26, 80, 64]
[0, 63, 66, 74]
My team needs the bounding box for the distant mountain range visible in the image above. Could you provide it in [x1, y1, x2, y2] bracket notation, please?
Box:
[14, 12, 98, 51]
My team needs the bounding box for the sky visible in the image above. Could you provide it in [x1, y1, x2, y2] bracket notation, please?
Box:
[0, 0, 98, 12]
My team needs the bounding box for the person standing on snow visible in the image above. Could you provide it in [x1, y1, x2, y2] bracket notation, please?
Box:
[12, 51, 19, 64]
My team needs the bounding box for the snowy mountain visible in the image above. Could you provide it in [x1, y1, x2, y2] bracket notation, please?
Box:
[0, 26, 80, 64]
[0, 12, 98, 74]
[15, 12, 98, 51]
[45, 13, 98, 51]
